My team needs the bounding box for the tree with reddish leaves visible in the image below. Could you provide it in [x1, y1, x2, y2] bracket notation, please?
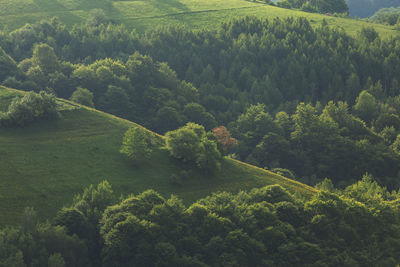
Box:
[212, 126, 238, 154]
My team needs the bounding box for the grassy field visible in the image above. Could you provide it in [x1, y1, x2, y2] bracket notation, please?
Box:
[0, 0, 398, 38]
[0, 87, 317, 226]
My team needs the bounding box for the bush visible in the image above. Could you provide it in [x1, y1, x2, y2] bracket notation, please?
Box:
[1, 91, 58, 127]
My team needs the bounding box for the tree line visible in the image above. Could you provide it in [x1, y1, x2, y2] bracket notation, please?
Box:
[347, 0, 400, 18]
[370, 6, 400, 26]
[1, 178, 399, 266]
[276, 0, 348, 14]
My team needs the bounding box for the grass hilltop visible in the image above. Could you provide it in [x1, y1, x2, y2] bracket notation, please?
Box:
[0, 0, 398, 38]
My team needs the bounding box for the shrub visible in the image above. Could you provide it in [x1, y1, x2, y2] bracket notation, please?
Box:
[1, 91, 58, 127]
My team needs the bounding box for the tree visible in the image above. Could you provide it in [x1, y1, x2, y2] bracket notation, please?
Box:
[353, 90, 378, 123]
[233, 104, 282, 160]
[154, 106, 183, 134]
[316, 0, 348, 13]
[212, 126, 238, 153]
[120, 127, 152, 163]
[195, 135, 222, 172]
[165, 123, 204, 163]
[98, 85, 130, 117]
[183, 103, 217, 130]
[32, 43, 60, 74]
[165, 123, 222, 172]
[70, 87, 94, 107]
[55, 181, 115, 266]
[48, 253, 66, 267]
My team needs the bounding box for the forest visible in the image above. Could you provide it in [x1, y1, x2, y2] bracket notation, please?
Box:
[2, 16, 400, 188]
[347, 0, 400, 18]
[370, 6, 400, 26]
[1, 8, 400, 266]
[276, 0, 348, 14]
[1, 178, 399, 266]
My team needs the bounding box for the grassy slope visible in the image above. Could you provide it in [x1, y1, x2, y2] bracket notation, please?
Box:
[0, 87, 317, 225]
[0, 0, 398, 38]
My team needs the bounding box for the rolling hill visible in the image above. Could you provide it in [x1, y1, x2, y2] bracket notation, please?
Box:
[0, 0, 398, 38]
[0, 87, 317, 226]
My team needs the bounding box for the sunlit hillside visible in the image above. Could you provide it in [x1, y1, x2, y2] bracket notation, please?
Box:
[0, 0, 398, 38]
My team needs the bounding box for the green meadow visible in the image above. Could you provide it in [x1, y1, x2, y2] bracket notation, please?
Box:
[0, 87, 317, 226]
[0, 0, 398, 38]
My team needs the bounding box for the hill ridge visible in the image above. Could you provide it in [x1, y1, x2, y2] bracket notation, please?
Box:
[58, 93, 318, 195]
[0, 86, 317, 225]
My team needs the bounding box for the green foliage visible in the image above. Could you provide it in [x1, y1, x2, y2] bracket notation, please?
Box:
[230, 96, 400, 188]
[165, 123, 222, 172]
[2, 176, 400, 266]
[72, 180, 115, 219]
[166, 123, 204, 163]
[348, 0, 400, 18]
[315, 177, 335, 192]
[392, 133, 400, 153]
[183, 102, 217, 130]
[55, 180, 115, 266]
[120, 127, 153, 163]
[353, 90, 379, 123]
[344, 173, 390, 203]
[31, 43, 60, 75]
[98, 85, 130, 118]
[0, 46, 22, 82]
[370, 7, 400, 25]
[70, 87, 94, 107]
[278, 0, 348, 14]
[0, 91, 57, 127]
[97, 182, 400, 266]
[0, 221, 90, 267]
[48, 253, 66, 267]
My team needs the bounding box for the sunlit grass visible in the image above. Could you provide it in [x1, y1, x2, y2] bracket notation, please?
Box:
[0, 0, 398, 39]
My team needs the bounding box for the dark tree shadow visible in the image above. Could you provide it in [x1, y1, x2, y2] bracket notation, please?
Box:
[150, 0, 190, 14]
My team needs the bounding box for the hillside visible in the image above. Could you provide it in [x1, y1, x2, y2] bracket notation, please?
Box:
[0, 87, 317, 226]
[0, 0, 398, 38]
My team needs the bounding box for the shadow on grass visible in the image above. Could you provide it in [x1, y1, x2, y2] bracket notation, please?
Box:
[151, 0, 190, 14]
[31, 0, 122, 21]
[33, 0, 68, 12]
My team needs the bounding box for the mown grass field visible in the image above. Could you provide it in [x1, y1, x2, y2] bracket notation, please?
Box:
[0, 87, 317, 225]
[0, 0, 398, 38]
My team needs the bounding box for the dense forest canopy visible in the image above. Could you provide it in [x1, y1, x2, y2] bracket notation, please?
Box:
[370, 6, 400, 25]
[347, 0, 400, 17]
[1, 180, 399, 266]
[277, 0, 349, 14]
